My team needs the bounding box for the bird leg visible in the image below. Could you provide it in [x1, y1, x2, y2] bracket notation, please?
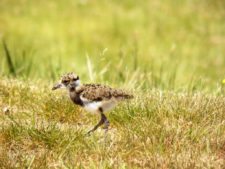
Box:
[103, 119, 110, 131]
[87, 112, 108, 134]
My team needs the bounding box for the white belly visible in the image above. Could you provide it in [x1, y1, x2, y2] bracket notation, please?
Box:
[84, 100, 117, 114]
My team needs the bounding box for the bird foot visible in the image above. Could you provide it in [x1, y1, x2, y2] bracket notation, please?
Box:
[102, 120, 110, 131]
[86, 129, 93, 136]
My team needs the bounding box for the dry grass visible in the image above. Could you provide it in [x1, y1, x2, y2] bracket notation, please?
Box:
[0, 78, 224, 168]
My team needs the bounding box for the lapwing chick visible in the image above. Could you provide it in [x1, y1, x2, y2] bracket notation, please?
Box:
[52, 72, 133, 134]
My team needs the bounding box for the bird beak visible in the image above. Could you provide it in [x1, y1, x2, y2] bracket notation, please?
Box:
[52, 83, 63, 90]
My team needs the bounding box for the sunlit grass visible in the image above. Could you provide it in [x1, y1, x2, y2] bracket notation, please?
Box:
[0, 78, 225, 168]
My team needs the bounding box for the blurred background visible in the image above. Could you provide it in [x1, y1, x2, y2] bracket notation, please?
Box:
[0, 0, 224, 91]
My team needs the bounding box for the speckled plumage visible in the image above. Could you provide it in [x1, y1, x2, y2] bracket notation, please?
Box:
[52, 72, 133, 134]
[76, 84, 133, 102]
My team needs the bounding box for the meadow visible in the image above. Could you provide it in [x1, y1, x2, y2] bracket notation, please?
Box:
[0, 0, 225, 168]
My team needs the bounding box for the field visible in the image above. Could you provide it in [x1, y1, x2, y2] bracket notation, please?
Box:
[0, 0, 225, 168]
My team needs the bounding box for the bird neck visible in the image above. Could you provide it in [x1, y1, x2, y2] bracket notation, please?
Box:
[68, 83, 83, 93]
[68, 83, 84, 106]
[69, 86, 76, 92]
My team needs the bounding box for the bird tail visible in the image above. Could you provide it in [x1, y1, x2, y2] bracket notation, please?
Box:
[124, 94, 134, 99]
[115, 93, 134, 101]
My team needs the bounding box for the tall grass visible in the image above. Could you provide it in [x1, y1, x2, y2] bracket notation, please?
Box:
[0, 0, 224, 91]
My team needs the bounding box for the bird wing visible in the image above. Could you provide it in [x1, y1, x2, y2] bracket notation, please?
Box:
[77, 84, 133, 103]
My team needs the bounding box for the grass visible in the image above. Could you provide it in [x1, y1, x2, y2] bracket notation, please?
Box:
[0, 78, 225, 168]
[0, 0, 225, 90]
[0, 0, 225, 168]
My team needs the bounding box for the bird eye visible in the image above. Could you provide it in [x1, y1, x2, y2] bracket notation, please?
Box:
[62, 80, 69, 83]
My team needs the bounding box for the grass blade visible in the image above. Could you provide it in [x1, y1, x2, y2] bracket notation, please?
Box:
[2, 40, 16, 76]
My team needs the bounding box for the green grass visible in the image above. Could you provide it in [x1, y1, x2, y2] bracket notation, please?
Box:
[0, 0, 225, 90]
[0, 0, 225, 168]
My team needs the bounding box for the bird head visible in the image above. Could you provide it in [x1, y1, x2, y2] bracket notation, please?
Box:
[52, 72, 80, 90]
